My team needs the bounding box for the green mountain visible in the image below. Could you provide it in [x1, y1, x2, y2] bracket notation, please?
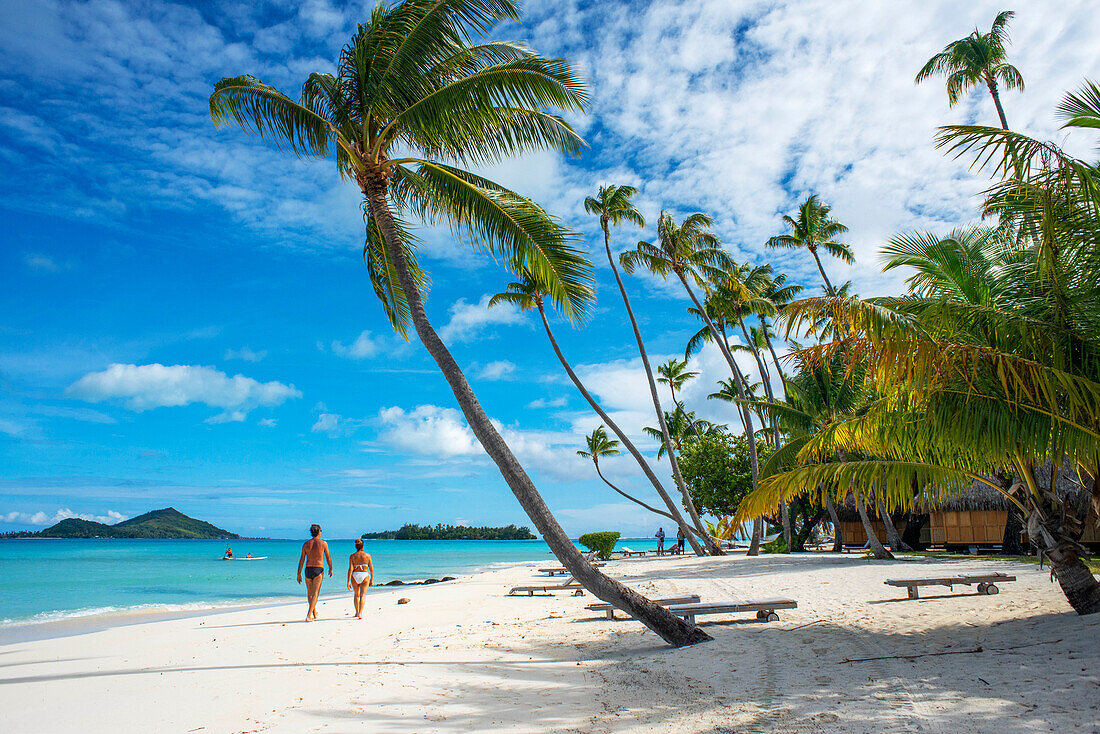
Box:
[36, 508, 239, 539]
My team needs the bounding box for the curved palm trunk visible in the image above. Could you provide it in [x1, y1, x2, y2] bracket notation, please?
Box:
[809, 248, 835, 296]
[368, 189, 710, 647]
[761, 325, 788, 401]
[825, 493, 843, 552]
[675, 272, 763, 555]
[736, 314, 791, 550]
[536, 304, 706, 554]
[592, 460, 681, 526]
[856, 492, 893, 560]
[602, 223, 720, 555]
[876, 492, 912, 552]
[984, 75, 1010, 130]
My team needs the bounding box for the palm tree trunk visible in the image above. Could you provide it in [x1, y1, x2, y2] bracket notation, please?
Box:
[536, 304, 705, 554]
[603, 224, 720, 555]
[736, 314, 791, 550]
[825, 492, 843, 552]
[985, 75, 1010, 130]
[367, 188, 710, 647]
[809, 248, 836, 296]
[857, 492, 893, 560]
[675, 272, 763, 555]
[876, 491, 912, 552]
[592, 461, 683, 526]
[762, 325, 788, 401]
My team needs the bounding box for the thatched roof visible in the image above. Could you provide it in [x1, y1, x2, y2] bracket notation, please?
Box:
[832, 464, 1090, 521]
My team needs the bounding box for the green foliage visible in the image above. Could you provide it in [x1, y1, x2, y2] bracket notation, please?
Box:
[762, 535, 788, 554]
[578, 531, 621, 560]
[678, 433, 775, 517]
[361, 523, 535, 540]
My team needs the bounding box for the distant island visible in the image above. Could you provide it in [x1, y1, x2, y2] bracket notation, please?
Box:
[1, 508, 240, 539]
[362, 523, 536, 540]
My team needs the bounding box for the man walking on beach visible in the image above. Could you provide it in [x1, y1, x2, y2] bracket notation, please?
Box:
[675, 526, 686, 555]
[655, 526, 665, 556]
[297, 524, 332, 622]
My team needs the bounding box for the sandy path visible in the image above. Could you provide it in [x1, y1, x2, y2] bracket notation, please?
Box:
[2, 553, 1096, 732]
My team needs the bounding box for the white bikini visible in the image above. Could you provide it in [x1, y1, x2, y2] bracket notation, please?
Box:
[352, 565, 370, 584]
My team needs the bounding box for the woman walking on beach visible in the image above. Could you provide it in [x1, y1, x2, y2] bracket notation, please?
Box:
[347, 539, 373, 619]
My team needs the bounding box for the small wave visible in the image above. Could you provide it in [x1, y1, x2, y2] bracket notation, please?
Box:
[0, 596, 298, 629]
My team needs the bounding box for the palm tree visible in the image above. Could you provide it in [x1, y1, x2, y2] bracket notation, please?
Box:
[643, 406, 724, 458]
[577, 427, 684, 524]
[765, 195, 852, 296]
[490, 271, 707, 554]
[584, 189, 720, 555]
[657, 358, 699, 421]
[757, 272, 803, 394]
[915, 10, 1024, 130]
[209, 0, 709, 646]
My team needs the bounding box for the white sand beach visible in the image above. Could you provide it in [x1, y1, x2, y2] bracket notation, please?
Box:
[2, 553, 1096, 733]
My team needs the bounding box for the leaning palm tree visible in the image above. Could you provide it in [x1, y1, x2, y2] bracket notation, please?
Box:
[209, 0, 708, 646]
[584, 189, 720, 554]
[765, 195, 852, 297]
[577, 427, 685, 525]
[915, 10, 1024, 129]
[757, 272, 803, 394]
[490, 271, 707, 554]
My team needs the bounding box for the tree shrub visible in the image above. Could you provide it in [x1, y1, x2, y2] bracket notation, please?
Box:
[578, 531, 621, 560]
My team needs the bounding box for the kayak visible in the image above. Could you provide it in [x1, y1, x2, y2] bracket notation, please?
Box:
[222, 556, 268, 561]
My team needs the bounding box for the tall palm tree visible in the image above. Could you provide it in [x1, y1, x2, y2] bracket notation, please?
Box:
[643, 406, 724, 458]
[758, 272, 803, 394]
[621, 210, 772, 553]
[577, 426, 684, 524]
[489, 271, 707, 554]
[765, 195, 852, 296]
[915, 10, 1024, 130]
[584, 189, 720, 554]
[209, 0, 708, 646]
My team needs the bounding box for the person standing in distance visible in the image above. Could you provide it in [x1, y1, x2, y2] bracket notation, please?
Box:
[297, 524, 333, 622]
[654, 526, 665, 556]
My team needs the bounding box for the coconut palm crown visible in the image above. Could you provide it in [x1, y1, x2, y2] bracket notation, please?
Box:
[765, 195, 852, 296]
[915, 10, 1024, 129]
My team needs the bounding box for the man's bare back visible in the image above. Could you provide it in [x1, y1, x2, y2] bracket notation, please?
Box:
[302, 537, 328, 566]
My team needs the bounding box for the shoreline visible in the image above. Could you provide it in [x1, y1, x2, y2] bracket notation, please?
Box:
[2, 552, 1094, 732]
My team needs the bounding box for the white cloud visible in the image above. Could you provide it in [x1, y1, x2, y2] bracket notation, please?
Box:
[477, 360, 517, 381]
[67, 363, 301, 417]
[376, 404, 593, 481]
[0, 418, 30, 437]
[23, 253, 65, 272]
[438, 294, 527, 343]
[311, 413, 367, 437]
[258, 418, 278, 427]
[331, 330, 385, 359]
[2, 508, 128, 526]
[225, 346, 267, 362]
[527, 396, 568, 409]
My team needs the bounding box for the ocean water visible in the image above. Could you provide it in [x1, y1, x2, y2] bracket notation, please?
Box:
[0, 538, 658, 626]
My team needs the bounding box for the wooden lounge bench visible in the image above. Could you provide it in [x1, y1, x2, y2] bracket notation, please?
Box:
[539, 564, 604, 576]
[664, 598, 798, 624]
[585, 594, 702, 620]
[509, 576, 585, 596]
[616, 547, 648, 557]
[884, 572, 1016, 599]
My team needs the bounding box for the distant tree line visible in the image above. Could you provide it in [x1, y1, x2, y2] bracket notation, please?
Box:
[361, 523, 536, 540]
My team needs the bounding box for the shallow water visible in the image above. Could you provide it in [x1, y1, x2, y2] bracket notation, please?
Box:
[0, 537, 657, 624]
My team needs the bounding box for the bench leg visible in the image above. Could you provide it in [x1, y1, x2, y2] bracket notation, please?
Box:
[605, 609, 615, 620]
[528, 590, 534, 596]
[908, 586, 918, 600]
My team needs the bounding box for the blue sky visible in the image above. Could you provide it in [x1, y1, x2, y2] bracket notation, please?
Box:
[2, 0, 1098, 538]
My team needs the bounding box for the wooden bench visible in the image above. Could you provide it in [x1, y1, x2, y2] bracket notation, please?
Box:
[616, 547, 648, 557]
[585, 594, 702, 620]
[539, 564, 604, 576]
[665, 598, 798, 624]
[509, 577, 584, 596]
[884, 572, 1016, 600]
